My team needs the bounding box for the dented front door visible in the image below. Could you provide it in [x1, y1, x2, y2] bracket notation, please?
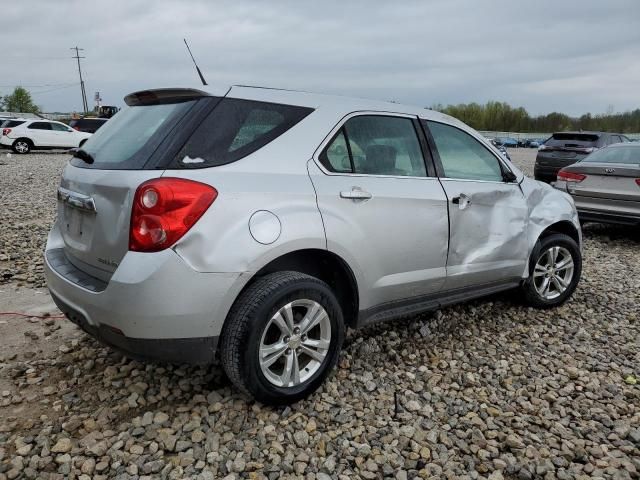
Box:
[440, 179, 528, 289]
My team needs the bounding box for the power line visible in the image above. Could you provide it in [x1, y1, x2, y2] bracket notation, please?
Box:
[71, 46, 88, 113]
[30, 84, 80, 95]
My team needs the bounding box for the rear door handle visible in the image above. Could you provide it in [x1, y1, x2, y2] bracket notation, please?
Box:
[452, 193, 471, 210]
[340, 188, 372, 200]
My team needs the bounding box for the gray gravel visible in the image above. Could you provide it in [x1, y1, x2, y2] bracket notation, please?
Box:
[1, 149, 639, 479]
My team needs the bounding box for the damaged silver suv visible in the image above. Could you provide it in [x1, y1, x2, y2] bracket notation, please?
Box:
[45, 86, 582, 404]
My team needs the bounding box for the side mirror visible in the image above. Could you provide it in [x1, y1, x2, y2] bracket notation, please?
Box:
[503, 170, 518, 183]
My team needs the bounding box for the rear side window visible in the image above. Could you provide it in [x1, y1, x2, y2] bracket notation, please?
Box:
[546, 133, 600, 147]
[2, 120, 25, 128]
[177, 98, 313, 167]
[28, 122, 52, 130]
[320, 115, 427, 177]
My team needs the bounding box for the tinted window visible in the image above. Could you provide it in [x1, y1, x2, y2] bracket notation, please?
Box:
[321, 115, 427, 177]
[426, 121, 504, 182]
[78, 100, 197, 169]
[546, 133, 600, 147]
[1, 120, 25, 128]
[178, 98, 313, 167]
[51, 122, 71, 132]
[28, 122, 52, 130]
[582, 146, 640, 164]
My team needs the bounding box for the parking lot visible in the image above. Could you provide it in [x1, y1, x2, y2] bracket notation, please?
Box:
[0, 149, 639, 479]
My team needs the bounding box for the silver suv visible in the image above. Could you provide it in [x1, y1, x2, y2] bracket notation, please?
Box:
[45, 86, 582, 404]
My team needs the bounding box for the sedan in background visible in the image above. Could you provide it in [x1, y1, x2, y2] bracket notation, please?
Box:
[535, 131, 631, 183]
[553, 143, 640, 225]
[496, 137, 518, 148]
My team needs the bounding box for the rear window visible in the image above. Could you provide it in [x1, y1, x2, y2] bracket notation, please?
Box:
[546, 133, 600, 147]
[582, 145, 640, 164]
[70, 119, 107, 128]
[72, 97, 313, 170]
[175, 98, 313, 168]
[73, 100, 197, 169]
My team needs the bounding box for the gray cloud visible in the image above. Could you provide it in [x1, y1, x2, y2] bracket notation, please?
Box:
[2, 0, 639, 116]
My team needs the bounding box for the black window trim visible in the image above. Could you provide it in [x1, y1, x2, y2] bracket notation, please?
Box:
[420, 119, 518, 184]
[315, 111, 437, 179]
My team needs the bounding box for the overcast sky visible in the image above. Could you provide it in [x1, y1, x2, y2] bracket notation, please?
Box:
[3, 0, 639, 116]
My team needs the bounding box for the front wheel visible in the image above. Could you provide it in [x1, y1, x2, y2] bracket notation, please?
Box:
[220, 271, 344, 405]
[521, 233, 582, 308]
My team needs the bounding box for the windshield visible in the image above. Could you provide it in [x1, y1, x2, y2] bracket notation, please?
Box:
[75, 100, 196, 169]
[582, 146, 640, 165]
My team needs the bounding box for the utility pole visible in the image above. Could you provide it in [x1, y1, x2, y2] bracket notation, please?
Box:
[71, 46, 88, 113]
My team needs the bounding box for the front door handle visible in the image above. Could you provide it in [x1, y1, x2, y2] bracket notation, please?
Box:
[340, 188, 372, 200]
[452, 193, 471, 210]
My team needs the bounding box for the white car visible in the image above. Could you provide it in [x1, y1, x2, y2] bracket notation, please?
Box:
[1, 119, 92, 154]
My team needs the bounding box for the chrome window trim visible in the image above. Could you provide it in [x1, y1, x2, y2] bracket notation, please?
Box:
[312, 110, 432, 179]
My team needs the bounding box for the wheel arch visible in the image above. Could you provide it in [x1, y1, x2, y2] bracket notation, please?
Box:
[228, 248, 360, 330]
[526, 220, 581, 277]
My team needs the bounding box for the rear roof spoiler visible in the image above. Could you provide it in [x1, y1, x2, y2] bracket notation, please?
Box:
[124, 88, 212, 106]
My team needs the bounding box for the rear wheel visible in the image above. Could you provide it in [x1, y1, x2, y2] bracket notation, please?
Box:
[220, 271, 344, 405]
[12, 139, 31, 154]
[521, 233, 581, 308]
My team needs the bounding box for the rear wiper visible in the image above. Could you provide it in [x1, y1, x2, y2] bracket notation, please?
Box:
[70, 147, 94, 164]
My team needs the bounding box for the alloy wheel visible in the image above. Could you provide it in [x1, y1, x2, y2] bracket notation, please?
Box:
[258, 299, 331, 387]
[533, 246, 575, 300]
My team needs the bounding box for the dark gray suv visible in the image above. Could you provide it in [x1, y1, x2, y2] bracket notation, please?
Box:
[534, 131, 630, 183]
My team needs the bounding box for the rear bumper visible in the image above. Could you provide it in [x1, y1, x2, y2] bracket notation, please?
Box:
[533, 164, 560, 183]
[44, 226, 247, 364]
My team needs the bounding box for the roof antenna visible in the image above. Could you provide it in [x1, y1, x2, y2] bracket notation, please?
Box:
[183, 38, 208, 86]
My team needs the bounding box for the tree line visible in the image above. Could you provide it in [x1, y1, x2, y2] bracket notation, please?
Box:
[431, 101, 640, 133]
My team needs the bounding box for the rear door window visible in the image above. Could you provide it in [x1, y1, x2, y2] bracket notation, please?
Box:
[176, 98, 313, 167]
[28, 122, 52, 130]
[320, 115, 428, 177]
[2, 120, 25, 128]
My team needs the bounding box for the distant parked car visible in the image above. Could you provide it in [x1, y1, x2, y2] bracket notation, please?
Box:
[534, 131, 631, 183]
[489, 139, 511, 161]
[0, 119, 92, 154]
[553, 143, 640, 225]
[496, 137, 518, 148]
[69, 117, 108, 134]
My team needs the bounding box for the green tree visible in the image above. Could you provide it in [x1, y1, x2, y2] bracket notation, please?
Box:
[1, 87, 40, 113]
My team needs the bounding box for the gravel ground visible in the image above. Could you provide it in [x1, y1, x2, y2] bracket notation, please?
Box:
[0, 149, 639, 480]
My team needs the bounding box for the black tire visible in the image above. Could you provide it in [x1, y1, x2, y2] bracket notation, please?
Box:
[220, 271, 344, 405]
[12, 138, 31, 154]
[520, 233, 582, 308]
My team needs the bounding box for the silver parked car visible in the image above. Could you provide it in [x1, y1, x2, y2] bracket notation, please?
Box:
[554, 143, 640, 225]
[45, 86, 583, 404]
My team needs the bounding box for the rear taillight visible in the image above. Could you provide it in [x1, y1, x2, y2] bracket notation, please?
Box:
[72, 126, 80, 131]
[635, 179, 640, 187]
[129, 178, 217, 252]
[557, 170, 587, 183]
[2, 128, 11, 136]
